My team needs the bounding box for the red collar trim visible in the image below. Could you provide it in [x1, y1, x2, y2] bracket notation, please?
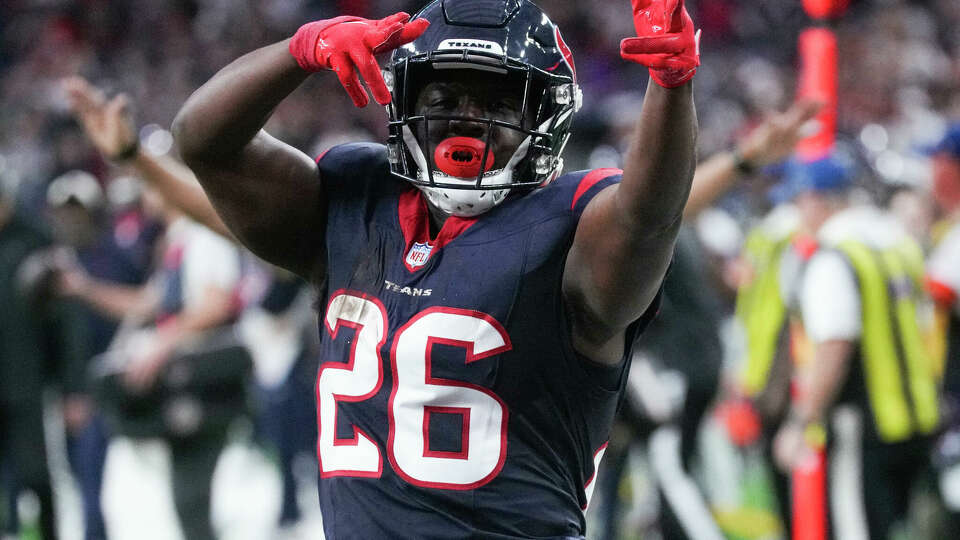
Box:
[398, 188, 477, 272]
[791, 233, 819, 260]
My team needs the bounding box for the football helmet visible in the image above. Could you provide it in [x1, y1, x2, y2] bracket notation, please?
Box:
[386, 0, 582, 217]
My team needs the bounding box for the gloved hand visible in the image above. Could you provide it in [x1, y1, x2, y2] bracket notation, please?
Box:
[620, 0, 701, 88]
[289, 12, 430, 107]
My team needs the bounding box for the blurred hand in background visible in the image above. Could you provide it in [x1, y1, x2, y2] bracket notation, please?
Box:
[63, 76, 138, 161]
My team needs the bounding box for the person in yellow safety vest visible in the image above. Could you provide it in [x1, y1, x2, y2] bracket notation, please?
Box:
[773, 152, 940, 540]
[737, 204, 802, 409]
[926, 123, 960, 530]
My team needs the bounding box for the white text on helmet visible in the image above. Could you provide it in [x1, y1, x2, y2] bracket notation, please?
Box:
[438, 39, 505, 56]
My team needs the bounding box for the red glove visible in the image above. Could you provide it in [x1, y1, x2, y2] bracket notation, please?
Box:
[620, 0, 701, 88]
[289, 12, 430, 107]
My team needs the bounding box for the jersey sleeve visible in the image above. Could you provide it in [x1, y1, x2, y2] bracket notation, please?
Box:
[576, 288, 663, 390]
[801, 251, 862, 343]
[566, 168, 623, 217]
[316, 142, 390, 199]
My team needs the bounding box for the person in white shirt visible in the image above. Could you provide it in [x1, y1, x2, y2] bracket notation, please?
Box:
[60, 190, 244, 540]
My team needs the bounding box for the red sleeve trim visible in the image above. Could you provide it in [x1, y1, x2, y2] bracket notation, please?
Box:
[570, 168, 622, 211]
[315, 149, 331, 164]
[926, 277, 958, 308]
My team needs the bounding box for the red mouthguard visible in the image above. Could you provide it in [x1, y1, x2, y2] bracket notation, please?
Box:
[434, 137, 495, 178]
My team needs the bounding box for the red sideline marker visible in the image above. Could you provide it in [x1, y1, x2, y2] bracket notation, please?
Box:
[796, 28, 838, 160]
[793, 449, 827, 540]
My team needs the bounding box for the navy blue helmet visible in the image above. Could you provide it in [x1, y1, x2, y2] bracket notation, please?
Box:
[385, 0, 582, 215]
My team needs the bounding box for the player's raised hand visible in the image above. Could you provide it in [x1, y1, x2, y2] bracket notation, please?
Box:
[289, 13, 430, 108]
[620, 0, 701, 88]
[62, 76, 138, 161]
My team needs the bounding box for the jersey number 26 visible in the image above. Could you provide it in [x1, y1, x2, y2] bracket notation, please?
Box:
[317, 291, 511, 490]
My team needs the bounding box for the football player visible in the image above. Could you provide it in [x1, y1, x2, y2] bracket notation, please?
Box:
[172, 0, 699, 537]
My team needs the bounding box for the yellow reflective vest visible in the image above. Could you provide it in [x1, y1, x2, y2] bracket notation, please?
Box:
[834, 239, 939, 443]
[737, 228, 794, 397]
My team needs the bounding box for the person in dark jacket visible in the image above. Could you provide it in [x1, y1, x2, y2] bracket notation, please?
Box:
[0, 168, 89, 540]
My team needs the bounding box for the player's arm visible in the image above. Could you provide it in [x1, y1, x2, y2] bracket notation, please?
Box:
[171, 40, 322, 280]
[683, 99, 822, 220]
[563, 0, 699, 365]
[172, 14, 428, 280]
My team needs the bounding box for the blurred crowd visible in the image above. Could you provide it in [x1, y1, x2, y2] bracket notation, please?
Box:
[1, 0, 960, 539]
[2, 0, 959, 209]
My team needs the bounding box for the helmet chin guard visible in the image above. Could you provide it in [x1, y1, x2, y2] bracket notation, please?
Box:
[385, 0, 581, 217]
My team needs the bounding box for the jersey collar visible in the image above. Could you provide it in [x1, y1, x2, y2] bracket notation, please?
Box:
[398, 187, 477, 272]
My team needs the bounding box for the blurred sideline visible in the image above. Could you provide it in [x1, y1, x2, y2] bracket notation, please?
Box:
[37, 395, 324, 540]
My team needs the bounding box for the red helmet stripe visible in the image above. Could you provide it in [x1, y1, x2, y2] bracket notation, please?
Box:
[554, 27, 576, 82]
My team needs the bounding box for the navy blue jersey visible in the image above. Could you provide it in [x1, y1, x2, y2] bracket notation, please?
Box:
[314, 143, 657, 539]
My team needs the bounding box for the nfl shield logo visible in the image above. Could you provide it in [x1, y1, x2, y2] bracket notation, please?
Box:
[406, 242, 434, 268]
